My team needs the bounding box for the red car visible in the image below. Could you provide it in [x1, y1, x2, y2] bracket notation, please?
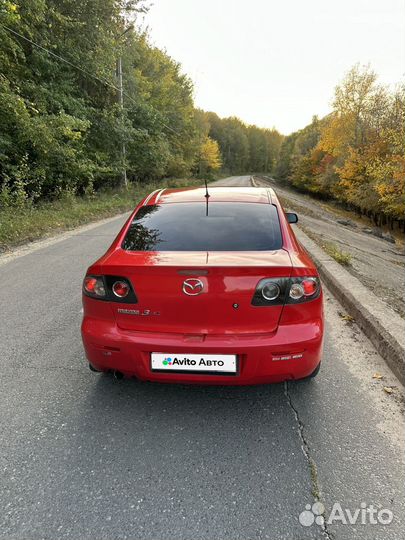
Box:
[81, 186, 324, 384]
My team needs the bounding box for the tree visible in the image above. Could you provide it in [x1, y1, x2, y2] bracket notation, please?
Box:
[0, 0, 203, 202]
[197, 137, 222, 175]
[275, 64, 405, 224]
[0, 0, 283, 206]
[200, 112, 282, 175]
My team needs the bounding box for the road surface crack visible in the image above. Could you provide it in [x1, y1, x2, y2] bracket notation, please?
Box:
[284, 381, 334, 540]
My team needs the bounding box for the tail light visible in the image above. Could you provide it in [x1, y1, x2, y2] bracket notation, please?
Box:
[112, 280, 130, 298]
[83, 275, 137, 303]
[252, 277, 320, 306]
[261, 281, 281, 301]
[289, 277, 318, 300]
[84, 276, 106, 297]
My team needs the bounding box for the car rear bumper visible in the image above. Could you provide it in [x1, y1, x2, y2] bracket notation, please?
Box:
[81, 315, 324, 385]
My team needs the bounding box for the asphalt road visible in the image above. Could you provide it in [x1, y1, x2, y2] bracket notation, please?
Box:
[212, 175, 252, 187]
[0, 176, 404, 540]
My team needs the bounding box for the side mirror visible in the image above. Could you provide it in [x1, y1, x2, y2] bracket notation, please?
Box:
[286, 212, 298, 224]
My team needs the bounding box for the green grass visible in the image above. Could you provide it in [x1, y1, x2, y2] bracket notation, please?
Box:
[300, 225, 352, 266]
[0, 178, 201, 251]
[323, 242, 352, 266]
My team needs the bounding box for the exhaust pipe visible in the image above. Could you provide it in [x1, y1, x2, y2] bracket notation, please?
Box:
[113, 370, 124, 380]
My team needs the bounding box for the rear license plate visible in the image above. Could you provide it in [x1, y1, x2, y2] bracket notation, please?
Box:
[151, 353, 237, 374]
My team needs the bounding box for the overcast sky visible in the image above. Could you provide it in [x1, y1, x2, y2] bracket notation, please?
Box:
[143, 0, 405, 134]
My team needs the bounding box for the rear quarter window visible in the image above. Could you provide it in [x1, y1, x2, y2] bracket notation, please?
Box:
[122, 202, 283, 251]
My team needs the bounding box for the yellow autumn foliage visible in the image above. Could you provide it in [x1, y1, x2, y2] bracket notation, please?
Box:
[316, 66, 404, 219]
[198, 137, 222, 172]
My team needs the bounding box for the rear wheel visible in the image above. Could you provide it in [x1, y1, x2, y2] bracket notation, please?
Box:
[88, 363, 101, 373]
[306, 362, 321, 379]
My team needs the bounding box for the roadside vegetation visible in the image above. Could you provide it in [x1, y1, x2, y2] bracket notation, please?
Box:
[276, 65, 405, 233]
[299, 225, 352, 267]
[323, 243, 352, 266]
[0, 1, 282, 204]
[0, 178, 200, 250]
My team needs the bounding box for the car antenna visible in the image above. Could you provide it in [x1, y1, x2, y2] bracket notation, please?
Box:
[204, 178, 210, 216]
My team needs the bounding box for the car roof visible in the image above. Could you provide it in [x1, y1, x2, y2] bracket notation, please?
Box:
[144, 186, 278, 206]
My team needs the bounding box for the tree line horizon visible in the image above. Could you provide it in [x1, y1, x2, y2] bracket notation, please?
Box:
[0, 1, 403, 226]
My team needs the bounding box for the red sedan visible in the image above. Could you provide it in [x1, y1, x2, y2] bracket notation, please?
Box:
[81, 186, 324, 384]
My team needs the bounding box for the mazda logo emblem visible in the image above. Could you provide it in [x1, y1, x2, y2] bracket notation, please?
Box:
[182, 278, 204, 296]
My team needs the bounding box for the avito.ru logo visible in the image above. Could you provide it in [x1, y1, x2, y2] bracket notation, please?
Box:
[162, 357, 198, 366]
[299, 502, 393, 527]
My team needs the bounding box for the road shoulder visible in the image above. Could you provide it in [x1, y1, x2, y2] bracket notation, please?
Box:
[295, 226, 405, 384]
[0, 212, 130, 268]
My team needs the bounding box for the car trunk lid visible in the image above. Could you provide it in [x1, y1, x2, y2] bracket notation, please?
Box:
[103, 250, 292, 335]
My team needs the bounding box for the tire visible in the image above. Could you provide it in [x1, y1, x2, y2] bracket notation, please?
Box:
[307, 362, 321, 379]
[88, 363, 101, 373]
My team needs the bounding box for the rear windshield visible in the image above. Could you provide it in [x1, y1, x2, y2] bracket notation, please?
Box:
[122, 202, 282, 252]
